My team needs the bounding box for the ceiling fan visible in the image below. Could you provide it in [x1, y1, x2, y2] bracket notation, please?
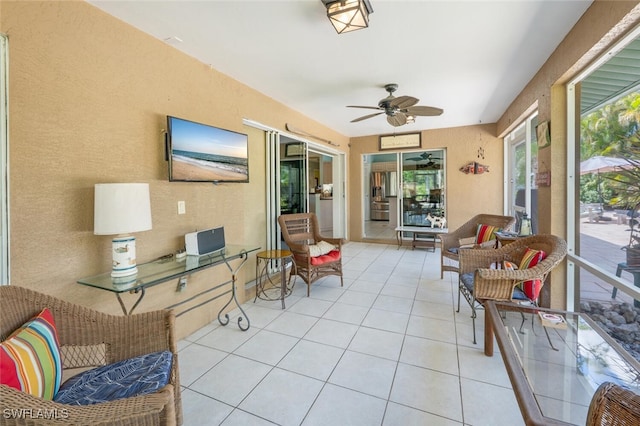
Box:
[348, 84, 444, 127]
[406, 152, 442, 168]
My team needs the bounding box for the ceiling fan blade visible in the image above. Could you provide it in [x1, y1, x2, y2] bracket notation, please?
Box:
[389, 96, 418, 109]
[346, 105, 382, 110]
[404, 106, 444, 116]
[387, 113, 407, 127]
[351, 112, 384, 123]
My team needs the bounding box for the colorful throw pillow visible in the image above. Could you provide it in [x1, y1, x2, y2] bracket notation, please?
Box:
[518, 248, 547, 300]
[475, 224, 500, 244]
[503, 261, 518, 271]
[0, 308, 62, 400]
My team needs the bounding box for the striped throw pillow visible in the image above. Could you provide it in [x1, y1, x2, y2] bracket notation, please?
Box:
[475, 224, 500, 244]
[0, 308, 62, 400]
[518, 248, 547, 301]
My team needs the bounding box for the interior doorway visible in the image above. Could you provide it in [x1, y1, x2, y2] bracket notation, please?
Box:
[363, 149, 446, 240]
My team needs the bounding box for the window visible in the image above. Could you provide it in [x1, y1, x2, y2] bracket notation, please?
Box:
[566, 28, 640, 323]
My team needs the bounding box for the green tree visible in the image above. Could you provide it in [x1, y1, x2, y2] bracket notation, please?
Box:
[580, 92, 640, 207]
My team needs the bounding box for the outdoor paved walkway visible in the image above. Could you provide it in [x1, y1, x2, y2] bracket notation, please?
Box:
[580, 214, 635, 306]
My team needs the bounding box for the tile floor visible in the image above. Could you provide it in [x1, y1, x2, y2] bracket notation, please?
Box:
[178, 242, 524, 425]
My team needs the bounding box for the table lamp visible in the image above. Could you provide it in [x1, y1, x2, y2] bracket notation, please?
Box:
[94, 183, 152, 277]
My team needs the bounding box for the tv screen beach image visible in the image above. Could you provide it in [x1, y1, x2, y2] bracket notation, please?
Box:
[169, 117, 248, 182]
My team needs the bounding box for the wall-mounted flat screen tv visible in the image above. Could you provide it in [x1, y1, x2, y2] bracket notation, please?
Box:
[167, 115, 249, 183]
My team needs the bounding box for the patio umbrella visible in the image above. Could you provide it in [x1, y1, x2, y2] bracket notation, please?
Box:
[580, 156, 632, 206]
[579, 156, 631, 175]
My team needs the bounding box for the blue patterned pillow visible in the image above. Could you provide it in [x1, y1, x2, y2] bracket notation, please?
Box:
[54, 351, 172, 405]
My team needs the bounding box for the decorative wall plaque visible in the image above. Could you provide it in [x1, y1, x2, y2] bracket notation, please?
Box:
[379, 133, 421, 150]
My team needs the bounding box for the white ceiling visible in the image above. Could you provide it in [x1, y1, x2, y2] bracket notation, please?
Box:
[88, 0, 593, 138]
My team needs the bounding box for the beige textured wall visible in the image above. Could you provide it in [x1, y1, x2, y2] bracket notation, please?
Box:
[2, 1, 347, 338]
[349, 123, 504, 241]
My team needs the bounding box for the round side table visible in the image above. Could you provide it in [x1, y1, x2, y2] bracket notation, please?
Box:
[254, 250, 296, 309]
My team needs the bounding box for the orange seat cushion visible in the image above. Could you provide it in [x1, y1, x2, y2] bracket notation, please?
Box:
[309, 250, 341, 266]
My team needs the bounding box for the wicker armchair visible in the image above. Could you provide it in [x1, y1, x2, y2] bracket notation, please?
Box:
[586, 382, 640, 425]
[0, 286, 182, 425]
[278, 213, 343, 296]
[457, 234, 567, 344]
[439, 214, 516, 278]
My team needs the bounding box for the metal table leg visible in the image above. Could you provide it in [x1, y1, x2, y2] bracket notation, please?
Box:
[217, 250, 251, 331]
[115, 287, 146, 315]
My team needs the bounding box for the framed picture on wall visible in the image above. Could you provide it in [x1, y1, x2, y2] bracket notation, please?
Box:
[536, 121, 550, 149]
[379, 133, 421, 150]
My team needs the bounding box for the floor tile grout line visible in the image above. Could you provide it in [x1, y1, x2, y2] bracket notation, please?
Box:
[179, 242, 519, 425]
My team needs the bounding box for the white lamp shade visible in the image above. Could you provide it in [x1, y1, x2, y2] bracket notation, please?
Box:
[94, 183, 152, 235]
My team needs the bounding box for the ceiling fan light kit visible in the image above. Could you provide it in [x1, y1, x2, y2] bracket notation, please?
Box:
[323, 0, 373, 34]
[348, 84, 444, 127]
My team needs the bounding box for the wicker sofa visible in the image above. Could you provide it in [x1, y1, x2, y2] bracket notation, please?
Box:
[439, 214, 516, 278]
[0, 286, 182, 425]
[457, 234, 567, 344]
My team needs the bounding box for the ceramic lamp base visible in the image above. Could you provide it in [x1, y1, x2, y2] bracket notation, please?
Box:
[111, 235, 138, 277]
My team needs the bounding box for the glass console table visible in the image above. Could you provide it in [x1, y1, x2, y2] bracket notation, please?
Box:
[78, 245, 260, 331]
[485, 301, 640, 425]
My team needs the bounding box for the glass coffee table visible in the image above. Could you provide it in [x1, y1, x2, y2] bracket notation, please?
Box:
[485, 301, 640, 425]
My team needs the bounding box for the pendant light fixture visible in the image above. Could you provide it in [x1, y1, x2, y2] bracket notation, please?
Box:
[323, 0, 373, 34]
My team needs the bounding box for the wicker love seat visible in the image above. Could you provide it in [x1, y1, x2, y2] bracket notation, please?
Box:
[0, 285, 182, 425]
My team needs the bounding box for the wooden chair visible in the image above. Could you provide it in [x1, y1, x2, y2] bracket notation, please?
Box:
[0, 285, 182, 425]
[457, 234, 567, 344]
[278, 212, 343, 296]
[586, 382, 640, 425]
[439, 214, 516, 278]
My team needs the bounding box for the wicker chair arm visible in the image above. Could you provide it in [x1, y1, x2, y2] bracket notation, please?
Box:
[439, 233, 461, 251]
[0, 384, 174, 426]
[458, 248, 508, 274]
[476, 258, 555, 281]
[473, 274, 520, 301]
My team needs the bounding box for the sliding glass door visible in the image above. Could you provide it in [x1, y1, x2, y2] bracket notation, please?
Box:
[505, 113, 539, 233]
[400, 150, 445, 227]
[279, 139, 307, 215]
[363, 149, 446, 240]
